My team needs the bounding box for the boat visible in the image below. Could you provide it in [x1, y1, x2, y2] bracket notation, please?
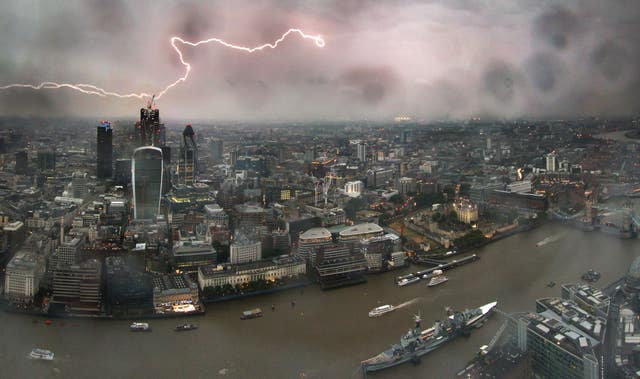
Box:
[536, 236, 552, 247]
[369, 304, 396, 317]
[546, 281, 556, 288]
[397, 276, 420, 287]
[175, 322, 198, 332]
[361, 301, 497, 372]
[130, 322, 151, 332]
[427, 270, 449, 287]
[29, 348, 54, 361]
[582, 269, 601, 283]
[240, 308, 263, 320]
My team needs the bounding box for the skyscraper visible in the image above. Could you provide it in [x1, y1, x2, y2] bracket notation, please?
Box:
[545, 152, 557, 172]
[14, 150, 28, 175]
[210, 138, 223, 162]
[179, 124, 197, 186]
[132, 146, 163, 220]
[357, 142, 367, 162]
[71, 171, 88, 199]
[37, 150, 55, 171]
[96, 121, 113, 179]
[135, 103, 163, 147]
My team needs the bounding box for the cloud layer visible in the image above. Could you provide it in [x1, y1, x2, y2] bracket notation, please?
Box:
[1, 0, 639, 121]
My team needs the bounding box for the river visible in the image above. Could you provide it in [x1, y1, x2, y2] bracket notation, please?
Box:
[1, 222, 637, 379]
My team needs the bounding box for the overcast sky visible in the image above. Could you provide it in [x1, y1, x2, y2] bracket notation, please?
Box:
[1, 0, 639, 121]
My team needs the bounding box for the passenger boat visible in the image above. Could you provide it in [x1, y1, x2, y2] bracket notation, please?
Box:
[369, 304, 396, 317]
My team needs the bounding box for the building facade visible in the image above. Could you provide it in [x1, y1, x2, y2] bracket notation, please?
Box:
[132, 146, 164, 220]
[96, 121, 113, 179]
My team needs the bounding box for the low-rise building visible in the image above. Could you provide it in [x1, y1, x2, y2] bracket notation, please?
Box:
[198, 255, 306, 289]
[172, 240, 217, 273]
[152, 273, 199, 313]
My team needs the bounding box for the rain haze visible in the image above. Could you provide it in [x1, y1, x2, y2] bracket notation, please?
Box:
[1, 0, 640, 120]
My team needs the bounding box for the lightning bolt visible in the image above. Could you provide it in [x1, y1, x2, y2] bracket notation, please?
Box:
[0, 28, 325, 101]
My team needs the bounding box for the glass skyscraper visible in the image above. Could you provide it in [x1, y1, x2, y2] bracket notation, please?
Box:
[97, 121, 113, 179]
[132, 146, 163, 220]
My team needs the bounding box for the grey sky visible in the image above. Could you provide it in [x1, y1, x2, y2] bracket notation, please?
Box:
[1, 0, 639, 121]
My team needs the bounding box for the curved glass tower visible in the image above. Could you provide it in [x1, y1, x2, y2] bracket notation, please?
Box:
[132, 146, 163, 221]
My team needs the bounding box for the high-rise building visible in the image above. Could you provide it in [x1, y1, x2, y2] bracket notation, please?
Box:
[114, 159, 132, 186]
[357, 142, 367, 162]
[37, 150, 56, 171]
[179, 124, 197, 185]
[96, 121, 113, 179]
[135, 103, 164, 147]
[545, 152, 557, 172]
[210, 139, 223, 162]
[14, 150, 28, 175]
[132, 146, 164, 221]
[71, 171, 88, 199]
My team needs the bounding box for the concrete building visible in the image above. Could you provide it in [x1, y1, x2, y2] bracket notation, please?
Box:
[50, 259, 102, 315]
[344, 181, 364, 198]
[71, 171, 88, 199]
[4, 250, 44, 301]
[198, 255, 306, 289]
[204, 204, 229, 228]
[52, 237, 84, 266]
[230, 233, 262, 264]
[507, 180, 532, 194]
[546, 152, 557, 172]
[357, 142, 367, 162]
[399, 177, 416, 195]
[172, 240, 217, 273]
[339, 223, 384, 242]
[297, 227, 333, 264]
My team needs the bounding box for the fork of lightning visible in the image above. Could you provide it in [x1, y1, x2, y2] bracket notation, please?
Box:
[0, 28, 325, 100]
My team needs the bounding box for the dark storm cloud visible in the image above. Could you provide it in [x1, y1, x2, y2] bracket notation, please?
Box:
[172, 3, 220, 41]
[340, 66, 397, 105]
[0, 0, 639, 120]
[483, 61, 520, 104]
[524, 52, 565, 92]
[533, 6, 580, 50]
[591, 41, 629, 81]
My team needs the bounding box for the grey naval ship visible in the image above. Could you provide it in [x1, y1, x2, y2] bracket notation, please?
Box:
[361, 301, 497, 372]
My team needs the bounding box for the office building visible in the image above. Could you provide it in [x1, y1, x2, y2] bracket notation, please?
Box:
[357, 142, 367, 162]
[546, 152, 557, 172]
[105, 256, 153, 316]
[14, 150, 28, 175]
[210, 138, 223, 162]
[172, 240, 217, 273]
[4, 250, 44, 301]
[71, 171, 88, 199]
[114, 159, 132, 186]
[50, 259, 102, 315]
[230, 232, 262, 264]
[37, 150, 56, 171]
[96, 121, 113, 179]
[132, 146, 163, 220]
[344, 181, 363, 198]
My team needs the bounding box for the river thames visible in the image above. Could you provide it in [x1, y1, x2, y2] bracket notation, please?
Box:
[1, 222, 637, 379]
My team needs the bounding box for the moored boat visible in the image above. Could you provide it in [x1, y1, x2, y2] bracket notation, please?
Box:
[361, 301, 497, 372]
[427, 270, 448, 287]
[397, 276, 420, 287]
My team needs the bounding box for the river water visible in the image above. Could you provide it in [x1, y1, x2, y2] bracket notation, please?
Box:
[1, 222, 638, 379]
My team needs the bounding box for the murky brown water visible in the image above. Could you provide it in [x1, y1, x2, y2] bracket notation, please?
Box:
[1, 222, 637, 379]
